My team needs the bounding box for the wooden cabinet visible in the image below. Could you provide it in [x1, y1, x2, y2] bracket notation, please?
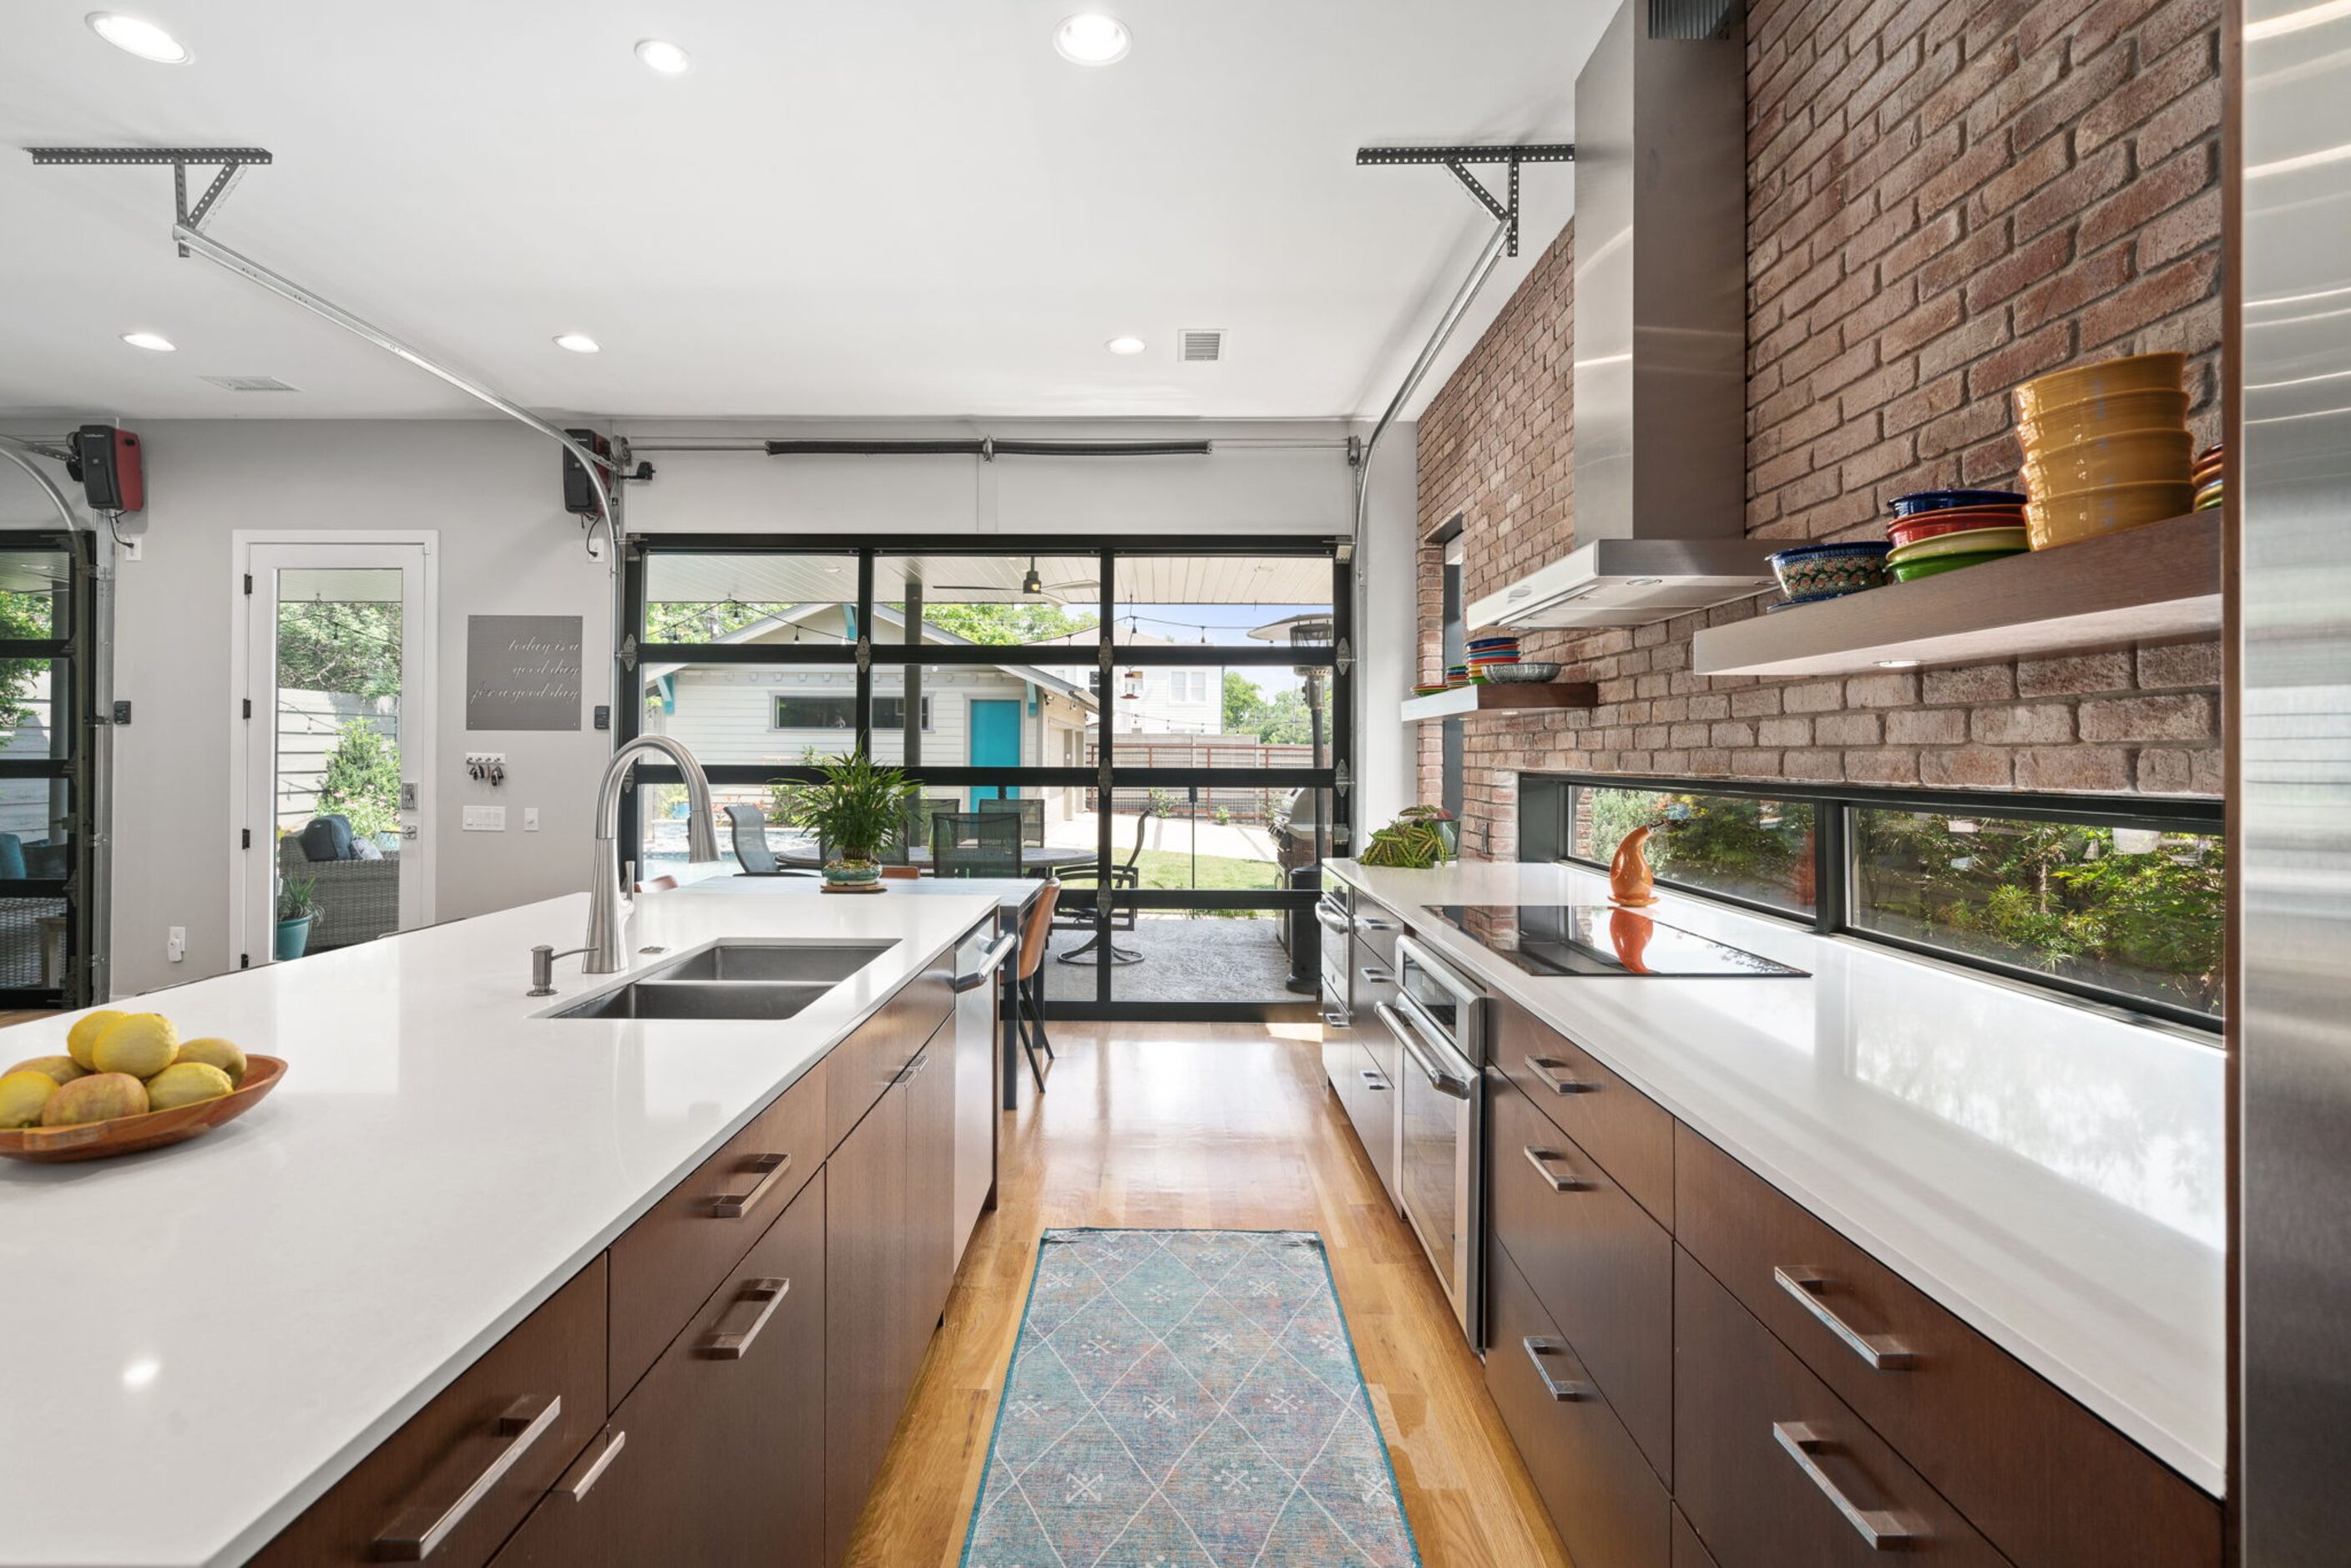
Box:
[1484, 1233, 1671, 1568]
[1487, 1075, 1672, 1480]
[826, 969, 952, 1150]
[1674, 1125, 2221, 1568]
[906, 1029, 958, 1334]
[607, 1059, 827, 1401]
[253, 1258, 608, 1568]
[1489, 996, 1674, 1226]
[1675, 1250, 2009, 1566]
[491, 1173, 827, 1568]
[1671, 1505, 1720, 1568]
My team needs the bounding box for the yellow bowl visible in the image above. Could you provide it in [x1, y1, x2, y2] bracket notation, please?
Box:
[2025, 482, 2195, 549]
[2021, 427, 2193, 496]
[2012, 353, 2186, 424]
[2018, 389, 2191, 453]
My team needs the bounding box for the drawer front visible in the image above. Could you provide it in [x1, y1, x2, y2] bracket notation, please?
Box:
[1676, 1126, 2221, 1568]
[1351, 911, 1403, 979]
[1485, 1236, 1671, 1568]
[1346, 1041, 1397, 1195]
[1488, 1075, 1673, 1481]
[1671, 1505, 1721, 1568]
[826, 970, 952, 1150]
[255, 1257, 609, 1568]
[1490, 996, 1674, 1226]
[1675, 1252, 2008, 1568]
[609, 1060, 828, 1401]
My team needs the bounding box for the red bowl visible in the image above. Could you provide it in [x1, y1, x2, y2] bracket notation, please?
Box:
[1888, 509, 2025, 549]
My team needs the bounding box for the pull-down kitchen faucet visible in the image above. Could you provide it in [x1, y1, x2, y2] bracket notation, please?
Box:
[582, 735, 720, 974]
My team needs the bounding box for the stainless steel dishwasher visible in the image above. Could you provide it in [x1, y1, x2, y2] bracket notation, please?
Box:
[951, 918, 1019, 1268]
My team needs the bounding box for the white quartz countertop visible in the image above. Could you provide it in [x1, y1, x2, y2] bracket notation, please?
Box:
[0, 883, 999, 1568]
[1322, 857, 2225, 1495]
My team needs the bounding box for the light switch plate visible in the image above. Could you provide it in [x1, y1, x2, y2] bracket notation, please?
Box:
[463, 805, 507, 832]
[523, 807, 540, 832]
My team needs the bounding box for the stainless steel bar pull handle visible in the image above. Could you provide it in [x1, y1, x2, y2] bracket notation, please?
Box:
[1358, 966, 1395, 985]
[953, 932, 1019, 991]
[1774, 1267, 1919, 1370]
[1313, 902, 1352, 936]
[373, 1393, 562, 1559]
[1521, 1338, 1590, 1402]
[1772, 1420, 1920, 1549]
[559, 1427, 626, 1502]
[701, 1277, 791, 1359]
[1375, 1001, 1472, 1099]
[1522, 1146, 1586, 1192]
[707, 1151, 791, 1220]
[1524, 1055, 1591, 1095]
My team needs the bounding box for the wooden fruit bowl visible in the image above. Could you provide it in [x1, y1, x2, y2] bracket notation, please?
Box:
[0, 1055, 288, 1164]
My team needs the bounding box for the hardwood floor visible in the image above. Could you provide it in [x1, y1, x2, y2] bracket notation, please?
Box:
[846, 1021, 1571, 1568]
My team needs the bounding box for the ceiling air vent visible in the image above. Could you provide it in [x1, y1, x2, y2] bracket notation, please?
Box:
[1177, 329, 1224, 363]
[200, 375, 301, 392]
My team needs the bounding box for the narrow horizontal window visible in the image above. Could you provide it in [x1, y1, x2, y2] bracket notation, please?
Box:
[1569, 783, 1818, 916]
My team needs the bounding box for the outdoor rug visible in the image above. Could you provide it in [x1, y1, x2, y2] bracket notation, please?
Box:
[960, 1227, 1422, 1568]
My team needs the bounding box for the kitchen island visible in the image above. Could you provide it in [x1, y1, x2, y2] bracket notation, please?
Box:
[0, 883, 1003, 1568]
[1322, 856, 2224, 1568]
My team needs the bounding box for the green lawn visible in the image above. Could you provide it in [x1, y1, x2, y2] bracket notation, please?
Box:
[1130, 847, 1281, 893]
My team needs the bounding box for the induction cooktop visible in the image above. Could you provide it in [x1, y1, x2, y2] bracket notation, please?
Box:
[1431, 904, 1807, 979]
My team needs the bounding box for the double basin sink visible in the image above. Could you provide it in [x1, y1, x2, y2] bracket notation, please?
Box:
[551, 940, 895, 1021]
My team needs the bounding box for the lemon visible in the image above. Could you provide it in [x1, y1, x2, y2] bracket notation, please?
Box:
[0, 1070, 55, 1129]
[174, 1038, 247, 1089]
[40, 1072, 146, 1127]
[93, 1014, 179, 1080]
[66, 1009, 127, 1070]
[144, 1061, 234, 1112]
[6, 1055, 87, 1086]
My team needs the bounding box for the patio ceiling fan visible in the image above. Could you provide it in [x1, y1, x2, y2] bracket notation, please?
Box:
[929, 557, 1100, 603]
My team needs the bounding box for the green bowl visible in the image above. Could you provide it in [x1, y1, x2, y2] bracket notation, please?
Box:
[1890, 549, 2025, 583]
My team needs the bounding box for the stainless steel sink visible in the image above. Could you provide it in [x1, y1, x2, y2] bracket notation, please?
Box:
[551, 979, 833, 1021]
[652, 941, 893, 984]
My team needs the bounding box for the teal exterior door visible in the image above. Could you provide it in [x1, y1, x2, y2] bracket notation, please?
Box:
[967, 700, 1022, 808]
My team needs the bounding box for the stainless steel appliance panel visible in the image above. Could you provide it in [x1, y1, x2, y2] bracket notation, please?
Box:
[1384, 937, 1485, 1343]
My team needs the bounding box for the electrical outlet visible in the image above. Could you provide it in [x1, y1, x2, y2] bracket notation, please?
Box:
[463, 805, 507, 832]
[523, 807, 540, 832]
[167, 926, 185, 964]
[119, 536, 142, 562]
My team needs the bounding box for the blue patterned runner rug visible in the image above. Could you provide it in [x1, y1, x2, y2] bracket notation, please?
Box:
[959, 1227, 1423, 1568]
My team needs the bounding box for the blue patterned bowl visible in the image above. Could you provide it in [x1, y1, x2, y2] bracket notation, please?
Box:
[1888, 488, 2028, 518]
[1767, 541, 1893, 599]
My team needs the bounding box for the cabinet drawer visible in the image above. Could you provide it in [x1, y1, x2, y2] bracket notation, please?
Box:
[1675, 1126, 2220, 1568]
[826, 970, 952, 1150]
[1485, 1236, 1670, 1568]
[1671, 1505, 1721, 1568]
[1351, 904, 1403, 976]
[1345, 1041, 1397, 1196]
[609, 1060, 827, 1401]
[1490, 995, 1673, 1226]
[1488, 1075, 1672, 1480]
[1675, 1252, 2007, 1568]
[254, 1257, 608, 1568]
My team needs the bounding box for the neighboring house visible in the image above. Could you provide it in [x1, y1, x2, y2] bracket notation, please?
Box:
[1024, 628, 1224, 736]
[641, 604, 1098, 818]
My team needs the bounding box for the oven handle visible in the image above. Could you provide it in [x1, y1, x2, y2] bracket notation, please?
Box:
[1313, 900, 1353, 938]
[1375, 1001, 1474, 1100]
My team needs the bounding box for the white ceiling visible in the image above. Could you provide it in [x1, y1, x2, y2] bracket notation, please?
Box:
[0, 1, 1600, 423]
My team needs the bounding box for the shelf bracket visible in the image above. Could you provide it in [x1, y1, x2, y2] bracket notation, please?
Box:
[1356, 142, 1575, 257]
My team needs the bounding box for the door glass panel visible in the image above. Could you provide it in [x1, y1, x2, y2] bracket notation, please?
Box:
[1104, 905, 1310, 1005]
[1110, 554, 1332, 648]
[640, 661, 860, 767]
[874, 553, 1102, 647]
[0, 657, 69, 757]
[272, 568, 403, 953]
[642, 554, 858, 647]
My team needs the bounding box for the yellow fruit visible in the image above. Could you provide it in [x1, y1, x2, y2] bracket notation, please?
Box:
[7, 1055, 87, 1086]
[0, 1070, 56, 1129]
[93, 1014, 179, 1080]
[175, 1037, 248, 1089]
[66, 1009, 127, 1070]
[40, 1072, 147, 1127]
[144, 1061, 234, 1111]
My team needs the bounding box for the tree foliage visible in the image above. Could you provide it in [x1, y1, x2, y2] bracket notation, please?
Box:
[277, 600, 402, 699]
[316, 720, 402, 838]
[1221, 673, 1317, 743]
[0, 590, 53, 731]
[645, 601, 792, 642]
[908, 602, 1100, 646]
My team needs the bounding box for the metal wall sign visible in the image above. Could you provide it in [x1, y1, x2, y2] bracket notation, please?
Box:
[466, 615, 583, 731]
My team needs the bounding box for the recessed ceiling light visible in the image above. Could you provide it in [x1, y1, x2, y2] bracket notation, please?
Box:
[635, 38, 690, 73]
[553, 332, 602, 354]
[1105, 336, 1146, 356]
[119, 331, 175, 352]
[86, 13, 190, 63]
[1054, 14, 1130, 64]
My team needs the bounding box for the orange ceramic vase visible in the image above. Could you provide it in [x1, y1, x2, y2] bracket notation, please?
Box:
[1609, 825, 1661, 908]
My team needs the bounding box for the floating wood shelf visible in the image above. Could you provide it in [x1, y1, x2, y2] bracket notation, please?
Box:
[1400, 681, 1600, 721]
[1690, 509, 2222, 678]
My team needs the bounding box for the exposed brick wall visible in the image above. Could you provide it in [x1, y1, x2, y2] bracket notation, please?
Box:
[1413, 0, 2223, 858]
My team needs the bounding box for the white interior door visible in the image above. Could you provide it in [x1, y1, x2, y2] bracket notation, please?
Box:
[234, 537, 436, 965]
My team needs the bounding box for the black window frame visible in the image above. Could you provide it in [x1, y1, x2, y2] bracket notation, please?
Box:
[1531, 771, 2226, 1034]
[622, 533, 1352, 1023]
[767, 691, 929, 733]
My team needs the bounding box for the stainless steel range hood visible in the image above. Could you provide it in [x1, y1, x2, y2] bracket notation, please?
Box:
[1469, 0, 1774, 631]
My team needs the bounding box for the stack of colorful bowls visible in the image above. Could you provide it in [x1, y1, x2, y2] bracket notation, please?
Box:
[2012, 352, 2194, 549]
[1762, 540, 1892, 611]
[1445, 663, 1470, 689]
[2193, 443, 2224, 512]
[1467, 630, 1521, 682]
[1883, 489, 2030, 582]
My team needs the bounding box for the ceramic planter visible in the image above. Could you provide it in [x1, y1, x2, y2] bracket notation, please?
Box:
[274, 914, 313, 961]
[822, 859, 882, 889]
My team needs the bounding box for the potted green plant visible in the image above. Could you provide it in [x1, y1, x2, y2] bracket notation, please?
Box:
[1358, 805, 1458, 869]
[781, 752, 918, 891]
[276, 873, 320, 960]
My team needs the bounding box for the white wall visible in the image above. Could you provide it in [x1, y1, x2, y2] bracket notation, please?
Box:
[1357, 422, 1420, 833]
